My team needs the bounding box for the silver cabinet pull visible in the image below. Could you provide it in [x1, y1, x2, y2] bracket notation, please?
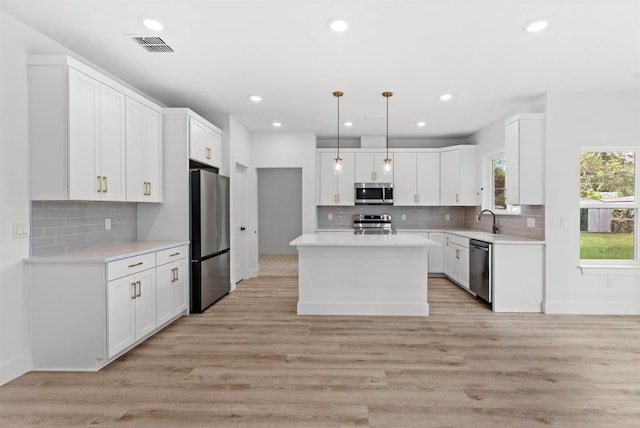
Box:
[131, 282, 136, 300]
[102, 176, 108, 193]
[136, 281, 141, 297]
[169, 252, 180, 257]
[128, 262, 143, 268]
[456, 193, 459, 203]
[456, 249, 460, 259]
[206, 147, 212, 159]
[97, 176, 103, 193]
[147, 182, 151, 196]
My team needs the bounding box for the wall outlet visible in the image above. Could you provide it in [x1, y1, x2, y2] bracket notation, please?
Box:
[527, 218, 535, 228]
[105, 218, 112, 231]
[13, 223, 30, 238]
[328, 213, 332, 220]
[401, 214, 406, 221]
[445, 214, 450, 221]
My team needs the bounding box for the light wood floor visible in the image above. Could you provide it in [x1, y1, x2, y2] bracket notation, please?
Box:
[258, 254, 298, 276]
[2, 275, 640, 427]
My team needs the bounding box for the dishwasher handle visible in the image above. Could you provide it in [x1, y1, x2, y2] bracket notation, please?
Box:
[472, 245, 489, 251]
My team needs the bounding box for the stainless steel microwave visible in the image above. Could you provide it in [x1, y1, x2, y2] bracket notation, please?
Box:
[354, 183, 393, 205]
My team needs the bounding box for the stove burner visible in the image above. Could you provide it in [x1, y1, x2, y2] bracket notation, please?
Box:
[353, 214, 395, 235]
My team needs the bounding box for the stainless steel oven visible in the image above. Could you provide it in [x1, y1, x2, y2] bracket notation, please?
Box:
[354, 183, 393, 205]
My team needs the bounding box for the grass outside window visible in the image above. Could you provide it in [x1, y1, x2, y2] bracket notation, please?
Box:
[580, 232, 634, 260]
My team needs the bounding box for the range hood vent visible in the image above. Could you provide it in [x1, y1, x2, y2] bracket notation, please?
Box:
[131, 36, 174, 53]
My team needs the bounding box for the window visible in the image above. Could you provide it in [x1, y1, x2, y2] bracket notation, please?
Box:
[579, 150, 637, 262]
[485, 150, 520, 214]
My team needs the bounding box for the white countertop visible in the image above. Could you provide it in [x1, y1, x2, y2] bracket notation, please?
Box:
[25, 241, 190, 263]
[316, 228, 545, 245]
[290, 233, 439, 247]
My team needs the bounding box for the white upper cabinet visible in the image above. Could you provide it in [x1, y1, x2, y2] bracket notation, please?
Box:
[189, 117, 222, 168]
[393, 152, 440, 206]
[126, 97, 163, 202]
[98, 84, 127, 201]
[66, 69, 126, 201]
[28, 55, 162, 202]
[440, 146, 480, 206]
[318, 151, 355, 206]
[355, 152, 393, 183]
[505, 114, 545, 205]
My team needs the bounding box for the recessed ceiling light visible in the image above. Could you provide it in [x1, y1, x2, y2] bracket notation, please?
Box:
[525, 19, 548, 33]
[141, 17, 164, 32]
[439, 93, 453, 102]
[272, 122, 282, 128]
[344, 121, 353, 127]
[328, 18, 349, 32]
[416, 121, 426, 127]
[249, 95, 262, 102]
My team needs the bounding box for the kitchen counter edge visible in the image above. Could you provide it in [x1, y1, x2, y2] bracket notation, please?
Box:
[24, 241, 190, 264]
[316, 228, 545, 245]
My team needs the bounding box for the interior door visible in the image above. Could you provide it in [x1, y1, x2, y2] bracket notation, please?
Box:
[234, 163, 247, 283]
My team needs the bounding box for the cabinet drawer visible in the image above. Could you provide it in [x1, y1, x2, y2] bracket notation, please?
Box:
[446, 233, 469, 248]
[107, 252, 156, 281]
[156, 245, 189, 266]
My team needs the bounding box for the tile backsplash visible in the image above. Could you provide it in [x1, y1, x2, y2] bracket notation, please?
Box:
[317, 206, 465, 230]
[317, 205, 545, 240]
[463, 205, 545, 240]
[30, 201, 137, 256]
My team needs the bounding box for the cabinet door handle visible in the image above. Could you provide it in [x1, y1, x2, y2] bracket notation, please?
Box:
[97, 176, 103, 193]
[147, 182, 151, 196]
[128, 262, 143, 268]
[174, 267, 179, 282]
[131, 282, 136, 300]
[169, 252, 180, 257]
[456, 193, 459, 203]
[456, 249, 460, 259]
[206, 147, 212, 159]
[136, 281, 141, 297]
[103, 176, 108, 193]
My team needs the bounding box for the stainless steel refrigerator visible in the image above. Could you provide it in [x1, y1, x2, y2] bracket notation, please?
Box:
[190, 169, 231, 313]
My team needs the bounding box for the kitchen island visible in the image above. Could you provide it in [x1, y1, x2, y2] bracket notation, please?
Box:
[289, 233, 439, 316]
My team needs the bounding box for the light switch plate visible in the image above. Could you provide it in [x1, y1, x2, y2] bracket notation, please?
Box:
[445, 214, 450, 221]
[527, 218, 535, 228]
[105, 218, 112, 230]
[13, 223, 30, 238]
[401, 214, 406, 221]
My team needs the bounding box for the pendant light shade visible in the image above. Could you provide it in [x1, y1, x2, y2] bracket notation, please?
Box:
[382, 91, 393, 176]
[333, 91, 344, 175]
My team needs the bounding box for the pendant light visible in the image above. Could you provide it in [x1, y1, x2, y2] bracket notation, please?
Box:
[333, 91, 344, 175]
[382, 91, 393, 176]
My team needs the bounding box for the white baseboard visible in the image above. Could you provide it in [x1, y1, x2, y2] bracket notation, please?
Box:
[0, 353, 30, 386]
[544, 300, 640, 315]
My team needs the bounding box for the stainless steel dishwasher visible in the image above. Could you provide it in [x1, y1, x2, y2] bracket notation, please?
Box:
[469, 239, 492, 304]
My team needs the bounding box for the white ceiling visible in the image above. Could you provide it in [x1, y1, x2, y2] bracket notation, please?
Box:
[1, 0, 639, 138]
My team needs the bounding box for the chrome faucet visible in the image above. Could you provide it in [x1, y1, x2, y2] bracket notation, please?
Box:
[477, 209, 499, 234]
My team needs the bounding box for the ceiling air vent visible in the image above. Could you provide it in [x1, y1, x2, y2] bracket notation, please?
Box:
[131, 36, 174, 53]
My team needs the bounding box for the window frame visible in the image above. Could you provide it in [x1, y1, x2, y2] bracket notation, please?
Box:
[579, 147, 639, 267]
[482, 150, 521, 215]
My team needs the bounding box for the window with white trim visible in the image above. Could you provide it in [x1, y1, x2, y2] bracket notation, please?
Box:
[579, 150, 638, 262]
[485, 150, 520, 214]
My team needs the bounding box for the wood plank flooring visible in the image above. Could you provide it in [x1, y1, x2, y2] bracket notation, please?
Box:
[1, 273, 640, 427]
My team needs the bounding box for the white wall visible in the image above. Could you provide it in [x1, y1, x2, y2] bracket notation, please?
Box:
[257, 168, 302, 255]
[0, 10, 75, 385]
[250, 132, 317, 233]
[544, 92, 640, 314]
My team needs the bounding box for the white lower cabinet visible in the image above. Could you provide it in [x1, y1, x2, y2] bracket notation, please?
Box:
[444, 233, 469, 289]
[28, 243, 188, 371]
[107, 268, 157, 357]
[156, 247, 189, 326]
